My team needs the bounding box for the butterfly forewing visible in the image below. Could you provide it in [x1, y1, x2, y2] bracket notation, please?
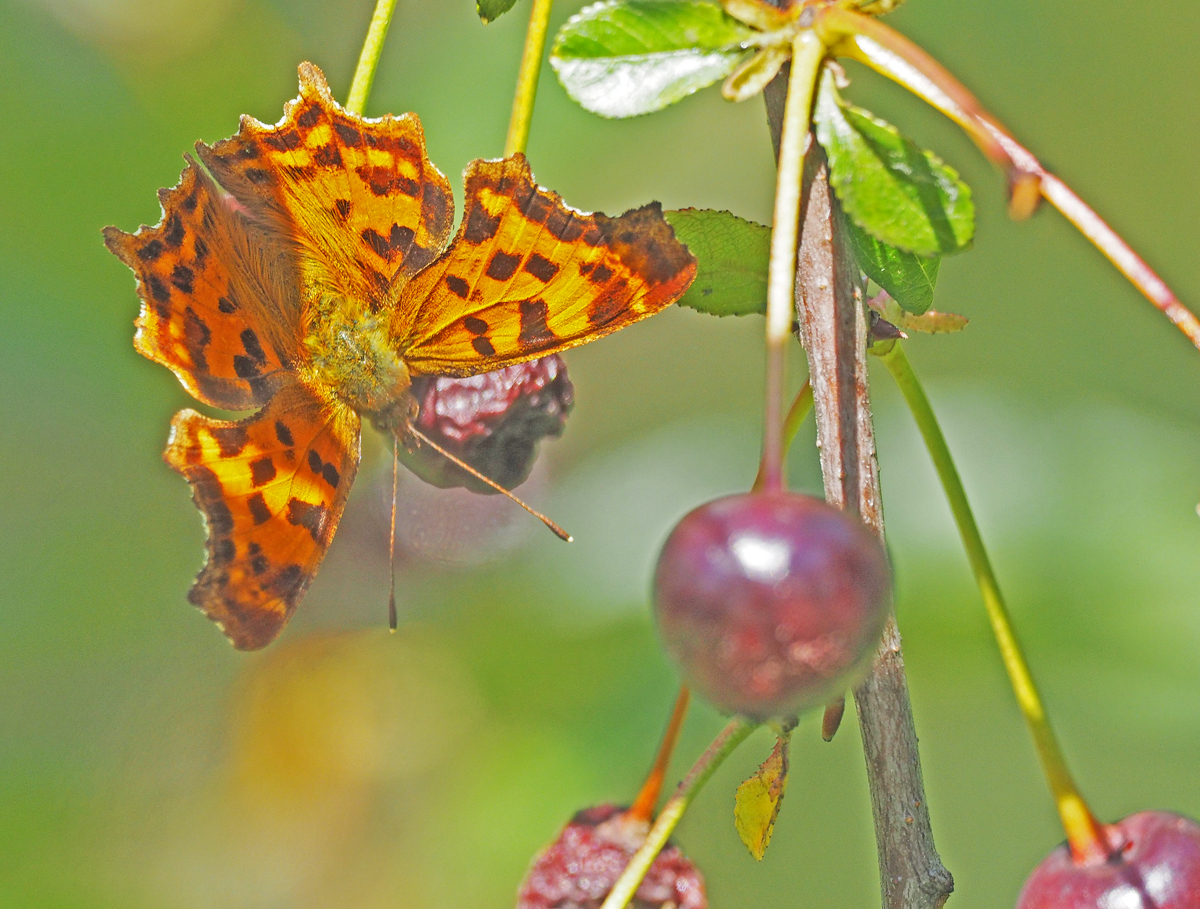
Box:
[103, 159, 299, 411]
[197, 63, 455, 311]
[393, 155, 697, 377]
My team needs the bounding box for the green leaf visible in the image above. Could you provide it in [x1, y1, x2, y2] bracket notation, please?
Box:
[665, 209, 769, 317]
[814, 70, 974, 257]
[845, 217, 940, 314]
[550, 0, 753, 118]
[734, 734, 789, 860]
[477, 0, 521, 23]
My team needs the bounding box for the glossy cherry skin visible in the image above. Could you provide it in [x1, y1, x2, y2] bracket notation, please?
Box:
[653, 491, 891, 720]
[1017, 811, 1200, 909]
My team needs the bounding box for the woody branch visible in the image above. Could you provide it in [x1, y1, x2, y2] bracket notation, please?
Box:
[764, 68, 954, 909]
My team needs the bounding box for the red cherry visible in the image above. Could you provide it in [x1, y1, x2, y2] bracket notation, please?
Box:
[1017, 811, 1200, 909]
[517, 804, 706, 909]
[653, 491, 891, 720]
[400, 355, 573, 493]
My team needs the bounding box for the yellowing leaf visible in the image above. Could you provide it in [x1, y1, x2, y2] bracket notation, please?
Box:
[722, 44, 789, 102]
[733, 734, 790, 860]
[868, 293, 969, 334]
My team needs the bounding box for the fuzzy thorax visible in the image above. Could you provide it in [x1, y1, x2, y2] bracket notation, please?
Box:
[303, 294, 411, 416]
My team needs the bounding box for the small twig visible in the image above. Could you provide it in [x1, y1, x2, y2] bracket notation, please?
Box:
[764, 66, 953, 909]
[504, 0, 555, 157]
[599, 718, 756, 909]
[879, 341, 1108, 862]
[345, 0, 400, 116]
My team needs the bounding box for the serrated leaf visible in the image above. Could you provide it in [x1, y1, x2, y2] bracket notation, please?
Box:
[477, 0, 520, 23]
[665, 209, 769, 316]
[846, 217, 940, 314]
[734, 735, 789, 860]
[814, 70, 974, 257]
[550, 0, 753, 118]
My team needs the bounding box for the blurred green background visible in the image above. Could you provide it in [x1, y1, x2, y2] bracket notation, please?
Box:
[2, 0, 1198, 905]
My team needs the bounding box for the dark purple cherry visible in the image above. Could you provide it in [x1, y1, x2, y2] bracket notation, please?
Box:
[653, 491, 891, 720]
[517, 804, 706, 909]
[1017, 811, 1200, 909]
[399, 354, 573, 493]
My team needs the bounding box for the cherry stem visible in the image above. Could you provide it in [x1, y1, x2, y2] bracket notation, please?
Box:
[753, 378, 814, 492]
[761, 33, 826, 495]
[345, 0, 399, 116]
[600, 718, 756, 909]
[818, 6, 1200, 354]
[628, 686, 692, 823]
[879, 341, 1110, 864]
[503, 0, 555, 157]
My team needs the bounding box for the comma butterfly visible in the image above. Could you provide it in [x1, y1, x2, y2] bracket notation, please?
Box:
[105, 63, 696, 650]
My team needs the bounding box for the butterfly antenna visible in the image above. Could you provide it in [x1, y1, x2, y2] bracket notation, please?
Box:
[388, 435, 400, 632]
[406, 424, 572, 542]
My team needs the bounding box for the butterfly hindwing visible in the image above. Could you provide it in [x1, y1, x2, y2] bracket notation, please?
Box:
[165, 382, 361, 650]
[103, 159, 299, 410]
[197, 63, 455, 311]
[392, 154, 697, 377]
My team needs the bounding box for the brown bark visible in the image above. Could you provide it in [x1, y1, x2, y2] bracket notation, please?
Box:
[764, 70, 954, 909]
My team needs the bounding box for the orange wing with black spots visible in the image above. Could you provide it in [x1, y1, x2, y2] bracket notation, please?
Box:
[165, 384, 361, 650]
[103, 159, 299, 410]
[197, 62, 454, 310]
[392, 154, 696, 377]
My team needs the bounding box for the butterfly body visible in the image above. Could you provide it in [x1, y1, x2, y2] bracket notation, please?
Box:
[105, 63, 696, 650]
[302, 292, 413, 420]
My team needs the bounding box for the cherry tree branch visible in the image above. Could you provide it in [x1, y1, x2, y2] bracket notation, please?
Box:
[764, 69, 954, 909]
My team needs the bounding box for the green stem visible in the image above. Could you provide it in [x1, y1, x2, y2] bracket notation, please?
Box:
[761, 32, 825, 494]
[345, 0, 400, 115]
[600, 718, 756, 909]
[753, 378, 813, 492]
[780, 378, 814, 458]
[504, 0, 555, 157]
[880, 341, 1110, 864]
